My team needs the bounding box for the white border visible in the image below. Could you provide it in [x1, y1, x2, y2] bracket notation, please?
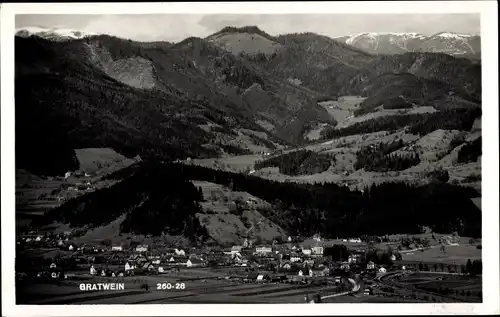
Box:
[1, 2, 498, 316]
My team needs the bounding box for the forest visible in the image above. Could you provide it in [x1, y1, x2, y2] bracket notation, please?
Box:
[354, 140, 421, 172]
[254, 150, 334, 176]
[321, 107, 481, 140]
[31, 160, 482, 241]
[171, 163, 480, 238]
[457, 137, 482, 163]
[32, 164, 209, 241]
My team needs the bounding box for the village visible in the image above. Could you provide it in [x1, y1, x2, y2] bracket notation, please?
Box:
[17, 231, 404, 289]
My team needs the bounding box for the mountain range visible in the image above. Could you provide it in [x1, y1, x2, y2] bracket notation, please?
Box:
[335, 32, 481, 59]
[15, 25, 482, 243]
[17, 27, 481, 59]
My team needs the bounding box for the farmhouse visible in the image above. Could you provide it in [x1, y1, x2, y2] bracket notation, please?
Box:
[367, 261, 375, 270]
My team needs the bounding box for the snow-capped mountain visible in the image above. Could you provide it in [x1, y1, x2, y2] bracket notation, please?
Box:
[418, 32, 481, 57]
[15, 27, 99, 41]
[336, 32, 481, 59]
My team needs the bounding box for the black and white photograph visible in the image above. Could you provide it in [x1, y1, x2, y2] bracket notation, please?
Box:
[1, 1, 498, 316]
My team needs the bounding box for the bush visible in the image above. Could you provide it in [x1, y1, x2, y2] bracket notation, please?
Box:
[427, 168, 450, 183]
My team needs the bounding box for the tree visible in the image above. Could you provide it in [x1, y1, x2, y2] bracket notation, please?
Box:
[461, 264, 466, 274]
[101, 239, 112, 247]
[440, 244, 446, 254]
[466, 259, 473, 275]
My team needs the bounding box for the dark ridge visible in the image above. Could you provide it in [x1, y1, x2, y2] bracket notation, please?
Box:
[210, 26, 276, 42]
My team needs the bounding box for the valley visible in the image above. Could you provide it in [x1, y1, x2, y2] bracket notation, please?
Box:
[13, 23, 482, 305]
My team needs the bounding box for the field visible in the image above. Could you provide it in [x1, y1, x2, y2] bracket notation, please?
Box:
[17, 267, 344, 304]
[400, 244, 481, 265]
[393, 272, 482, 302]
[15, 148, 138, 230]
[192, 180, 286, 244]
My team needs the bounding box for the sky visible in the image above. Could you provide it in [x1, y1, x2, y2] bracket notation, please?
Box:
[15, 14, 481, 43]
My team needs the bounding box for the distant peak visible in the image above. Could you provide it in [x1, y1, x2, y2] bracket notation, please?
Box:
[431, 32, 474, 39]
[210, 25, 275, 41]
[16, 26, 99, 40]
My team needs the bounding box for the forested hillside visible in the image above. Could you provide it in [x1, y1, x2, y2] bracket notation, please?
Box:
[34, 163, 480, 239]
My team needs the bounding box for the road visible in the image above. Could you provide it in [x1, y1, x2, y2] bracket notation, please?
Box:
[319, 278, 360, 301]
[378, 271, 462, 303]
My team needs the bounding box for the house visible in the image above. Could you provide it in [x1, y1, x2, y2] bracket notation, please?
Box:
[158, 267, 165, 273]
[302, 249, 312, 256]
[136, 245, 149, 253]
[243, 238, 250, 248]
[378, 267, 387, 273]
[390, 254, 396, 261]
[290, 254, 302, 263]
[313, 234, 322, 242]
[90, 265, 97, 275]
[68, 244, 75, 251]
[288, 236, 292, 242]
[142, 262, 156, 271]
[281, 263, 292, 270]
[186, 258, 204, 268]
[303, 259, 315, 267]
[112, 245, 123, 252]
[255, 245, 273, 254]
[298, 270, 303, 276]
[231, 245, 243, 255]
[256, 274, 270, 282]
[367, 261, 375, 270]
[125, 262, 134, 271]
[340, 262, 350, 271]
[348, 254, 361, 264]
[348, 238, 362, 243]
[49, 263, 57, 269]
[311, 246, 324, 256]
[174, 248, 186, 256]
[152, 259, 161, 265]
